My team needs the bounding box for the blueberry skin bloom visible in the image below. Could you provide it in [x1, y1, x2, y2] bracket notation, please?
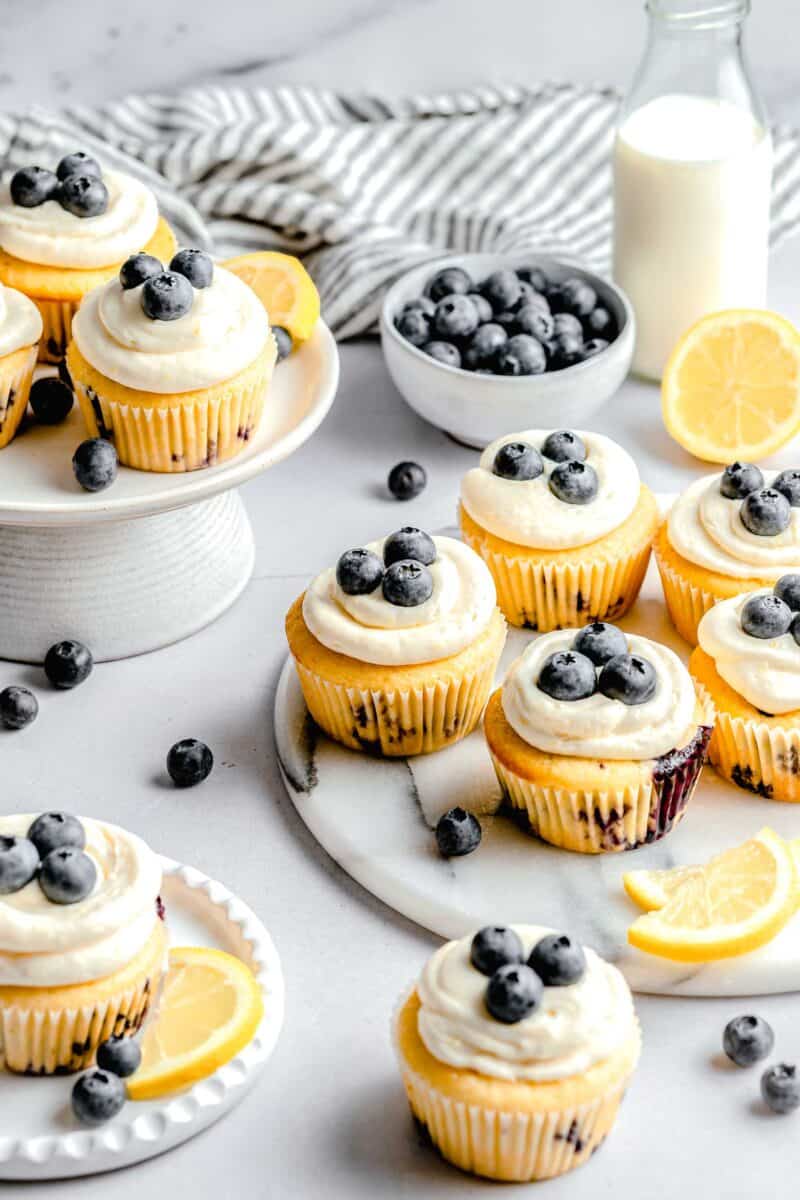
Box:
[167, 738, 214, 787]
[492, 441, 544, 481]
[383, 527, 437, 567]
[761, 1064, 800, 1114]
[435, 807, 482, 858]
[551, 277, 597, 318]
[141, 270, 194, 321]
[598, 653, 657, 706]
[740, 487, 792, 537]
[537, 650, 597, 701]
[495, 334, 546, 376]
[119, 252, 163, 291]
[71, 1070, 126, 1127]
[740, 594, 793, 639]
[481, 269, 521, 314]
[426, 267, 473, 304]
[773, 468, 800, 507]
[548, 460, 599, 505]
[10, 166, 59, 208]
[722, 1014, 774, 1067]
[336, 548, 384, 595]
[0, 685, 38, 730]
[387, 461, 427, 501]
[56, 152, 102, 182]
[470, 926, 524, 977]
[96, 1035, 142, 1078]
[395, 308, 431, 347]
[528, 933, 586, 986]
[0, 836, 39, 895]
[486, 963, 543, 1024]
[774, 574, 800, 612]
[720, 461, 764, 500]
[59, 174, 109, 218]
[27, 812, 86, 859]
[541, 430, 587, 463]
[72, 439, 118, 493]
[170, 248, 214, 289]
[422, 340, 461, 368]
[573, 621, 628, 667]
[39, 847, 97, 904]
[434, 294, 479, 340]
[464, 322, 507, 368]
[382, 560, 434, 607]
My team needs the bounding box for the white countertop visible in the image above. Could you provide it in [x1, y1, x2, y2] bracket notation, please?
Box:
[4, 1, 800, 1195]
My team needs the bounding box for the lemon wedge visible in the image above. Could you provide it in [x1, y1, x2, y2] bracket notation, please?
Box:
[224, 251, 320, 343]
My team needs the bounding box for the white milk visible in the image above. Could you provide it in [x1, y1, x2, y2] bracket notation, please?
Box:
[613, 93, 772, 380]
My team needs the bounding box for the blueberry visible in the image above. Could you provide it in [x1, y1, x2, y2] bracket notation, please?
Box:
[402, 296, 436, 318]
[0, 836, 39, 895]
[537, 650, 597, 701]
[336, 548, 384, 595]
[585, 306, 615, 338]
[492, 440, 544, 481]
[119, 252, 163, 290]
[170, 248, 214, 289]
[0, 685, 38, 730]
[466, 292, 493, 323]
[426, 267, 473, 303]
[513, 281, 538, 310]
[549, 460, 598, 504]
[740, 488, 792, 536]
[29, 377, 73, 425]
[541, 430, 587, 463]
[434, 294, 479, 340]
[722, 1015, 775, 1067]
[598, 653, 657, 705]
[464, 323, 507, 368]
[141, 270, 194, 321]
[496, 333, 547, 376]
[27, 813, 85, 859]
[774, 574, 800, 612]
[167, 738, 214, 787]
[551, 312, 584, 340]
[10, 166, 59, 207]
[514, 304, 554, 342]
[39, 847, 96, 904]
[573, 621, 627, 666]
[44, 640, 93, 689]
[422, 340, 461, 368]
[388, 461, 427, 501]
[395, 308, 431, 347]
[493, 310, 520, 333]
[382, 560, 434, 607]
[582, 338, 609, 359]
[96, 1035, 142, 1078]
[72, 438, 118, 493]
[773, 469, 800, 507]
[486, 963, 543, 1024]
[470, 926, 524, 976]
[435, 807, 482, 857]
[741, 594, 792, 639]
[517, 266, 550, 293]
[59, 174, 109, 218]
[528, 933, 586, 986]
[71, 1069, 126, 1127]
[481, 269, 521, 314]
[547, 330, 584, 370]
[56, 152, 102, 182]
[383, 527, 437, 567]
[272, 326, 293, 361]
[720, 462, 764, 500]
[761, 1064, 800, 1114]
[551, 277, 597, 318]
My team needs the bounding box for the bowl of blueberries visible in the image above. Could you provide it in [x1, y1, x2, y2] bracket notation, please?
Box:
[381, 253, 634, 448]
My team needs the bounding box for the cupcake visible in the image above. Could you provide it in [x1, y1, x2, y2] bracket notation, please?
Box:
[285, 527, 506, 756]
[655, 461, 800, 646]
[690, 576, 800, 801]
[67, 250, 276, 472]
[0, 812, 167, 1075]
[484, 624, 712, 852]
[459, 429, 659, 631]
[0, 153, 176, 363]
[393, 924, 640, 1182]
[0, 283, 42, 449]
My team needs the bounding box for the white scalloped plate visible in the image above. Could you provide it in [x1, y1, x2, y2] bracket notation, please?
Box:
[0, 858, 284, 1181]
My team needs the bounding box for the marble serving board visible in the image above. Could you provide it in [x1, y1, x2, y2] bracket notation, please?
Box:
[274, 549, 800, 998]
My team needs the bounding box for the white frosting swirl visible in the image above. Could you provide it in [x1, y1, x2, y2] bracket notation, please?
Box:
[502, 630, 697, 759]
[668, 472, 800, 578]
[698, 590, 800, 714]
[460, 430, 640, 549]
[417, 925, 635, 1082]
[302, 535, 497, 666]
[0, 814, 162, 987]
[72, 264, 270, 393]
[0, 284, 42, 356]
[0, 170, 158, 269]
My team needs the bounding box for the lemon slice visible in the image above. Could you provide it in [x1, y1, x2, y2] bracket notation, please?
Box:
[627, 828, 797, 962]
[623, 863, 705, 912]
[661, 309, 800, 464]
[127, 947, 264, 1101]
[224, 251, 320, 343]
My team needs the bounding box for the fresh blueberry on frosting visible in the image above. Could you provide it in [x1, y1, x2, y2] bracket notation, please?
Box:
[470, 926, 525, 977]
[56, 152, 102, 182]
[775, 574, 800, 611]
[382, 560, 434, 607]
[740, 487, 792, 537]
[492, 440, 544, 481]
[9, 165, 59, 208]
[28, 812, 86, 859]
[59, 173, 109, 219]
[486, 962, 543, 1024]
[740, 593, 793, 640]
[119, 252, 163, 290]
[336, 548, 384, 596]
[528, 933, 586, 987]
[537, 650, 597, 701]
[774, 469, 800, 508]
[720, 461, 764, 499]
[598, 653, 657, 706]
[541, 429, 587, 463]
[383, 527, 437, 568]
[39, 846, 97, 905]
[0, 836, 39, 895]
[141, 269, 194, 322]
[170, 248, 214, 290]
[548, 459, 599, 505]
[573, 620, 628, 666]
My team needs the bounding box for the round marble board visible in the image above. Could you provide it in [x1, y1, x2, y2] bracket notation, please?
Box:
[275, 511, 800, 999]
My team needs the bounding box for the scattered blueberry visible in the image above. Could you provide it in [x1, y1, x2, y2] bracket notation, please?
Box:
[761, 1064, 800, 1114]
[422, 340, 461, 368]
[170, 248, 214, 289]
[493, 440, 544, 481]
[167, 738, 214, 787]
[541, 430, 587, 463]
[336, 548, 384, 595]
[401, 296, 436, 318]
[573, 621, 628, 666]
[272, 325, 293, 361]
[10, 165, 59, 207]
[464, 323, 507, 369]
[741, 593, 792, 639]
[774, 574, 800, 612]
[740, 488, 792, 537]
[585, 306, 615, 337]
[496, 333, 547, 376]
[481, 269, 521, 313]
[515, 304, 554, 342]
[395, 308, 431, 347]
[0, 685, 38, 730]
[434, 294, 480, 340]
[549, 460, 599, 505]
[382, 560, 434, 607]
[388, 461, 427, 501]
[582, 337, 609, 359]
[528, 933, 586, 986]
[435, 807, 482, 857]
[141, 270, 193, 321]
[486, 963, 543, 1024]
[27, 813, 85, 859]
[383, 527, 436, 567]
[44, 640, 93, 689]
[426, 267, 473, 303]
[551, 312, 584, 340]
[773, 469, 800, 507]
[72, 438, 118, 493]
[722, 1015, 775, 1067]
[119, 252, 163, 290]
[598, 654, 657, 705]
[29, 377, 73, 425]
[517, 265, 550, 292]
[56, 152, 102, 182]
[470, 926, 524, 976]
[59, 174, 109, 218]
[551, 277, 597, 318]
[39, 847, 97, 904]
[466, 292, 493, 323]
[96, 1035, 142, 1078]
[537, 650, 597, 701]
[0, 836, 39, 895]
[720, 461, 764, 500]
[71, 1069, 126, 1127]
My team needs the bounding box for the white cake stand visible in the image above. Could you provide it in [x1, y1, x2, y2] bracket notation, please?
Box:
[0, 321, 339, 663]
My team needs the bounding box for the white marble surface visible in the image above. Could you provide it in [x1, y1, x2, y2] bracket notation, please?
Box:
[3, 3, 800, 1197]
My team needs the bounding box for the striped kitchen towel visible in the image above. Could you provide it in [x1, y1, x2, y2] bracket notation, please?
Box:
[1, 82, 799, 339]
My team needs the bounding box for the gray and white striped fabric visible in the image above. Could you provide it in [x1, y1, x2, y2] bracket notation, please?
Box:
[1, 82, 799, 339]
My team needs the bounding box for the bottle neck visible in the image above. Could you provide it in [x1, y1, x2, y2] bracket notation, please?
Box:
[646, 0, 749, 29]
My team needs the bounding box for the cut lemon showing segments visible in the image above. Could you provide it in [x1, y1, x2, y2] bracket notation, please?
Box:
[627, 828, 797, 963]
[661, 309, 800, 464]
[127, 946, 264, 1101]
[223, 251, 320, 343]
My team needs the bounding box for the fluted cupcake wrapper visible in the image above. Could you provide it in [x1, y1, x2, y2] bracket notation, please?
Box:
[0, 344, 38, 449]
[33, 297, 78, 364]
[653, 536, 720, 647]
[694, 680, 800, 802]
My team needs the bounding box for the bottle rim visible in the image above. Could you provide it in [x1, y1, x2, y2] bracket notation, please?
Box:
[646, 0, 749, 26]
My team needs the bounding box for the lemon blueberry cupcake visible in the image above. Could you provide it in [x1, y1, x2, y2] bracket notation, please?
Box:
[655, 461, 800, 646]
[459, 429, 659, 631]
[0, 153, 176, 363]
[690, 576, 800, 801]
[285, 527, 506, 756]
[0, 283, 42, 449]
[0, 812, 167, 1075]
[394, 923, 640, 1182]
[484, 623, 712, 852]
[67, 249, 276, 472]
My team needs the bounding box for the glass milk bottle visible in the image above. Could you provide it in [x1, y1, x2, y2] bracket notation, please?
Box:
[613, 0, 771, 380]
